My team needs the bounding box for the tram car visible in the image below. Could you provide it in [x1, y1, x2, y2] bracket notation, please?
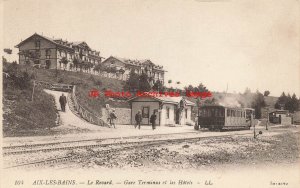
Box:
[244, 108, 255, 127]
[197, 105, 253, 131]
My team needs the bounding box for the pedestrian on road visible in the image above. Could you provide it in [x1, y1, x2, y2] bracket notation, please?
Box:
[110, 109, 117, 128]
[59, 93, 67, 112]
[194, 114, 199, 130]
[135, 110, 142, 129]
[150, 111, 157, 130]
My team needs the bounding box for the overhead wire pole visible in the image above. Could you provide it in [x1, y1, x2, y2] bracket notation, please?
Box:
[31, 80, 36, 101]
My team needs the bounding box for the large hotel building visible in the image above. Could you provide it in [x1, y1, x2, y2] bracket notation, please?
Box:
[15, 33, 102, 70]
[16, 33, 165, 85]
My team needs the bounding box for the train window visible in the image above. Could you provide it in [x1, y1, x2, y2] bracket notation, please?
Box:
[231, 110, 234, 117]
[214, 109, 217, 116]
[220, 110, 224, 117]
[199, 109, 202, 117]
[216, 109, 219, 117]
[207, 109, 211, 117]
[203, 109, 207, 117]
[227, 109, 230, 117]
[211, 109, 214, 116]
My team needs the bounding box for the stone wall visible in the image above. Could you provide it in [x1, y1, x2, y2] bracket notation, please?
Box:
[102, 108, 131, 125]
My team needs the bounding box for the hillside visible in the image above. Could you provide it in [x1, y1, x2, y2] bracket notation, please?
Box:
[3, 63, 58, 137]
[15, 65, 130, 117]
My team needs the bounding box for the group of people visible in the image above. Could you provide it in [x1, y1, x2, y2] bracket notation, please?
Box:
[135, 111, 157, 130]
[59, 93, 159, 130]
[108, 110, 157, 129]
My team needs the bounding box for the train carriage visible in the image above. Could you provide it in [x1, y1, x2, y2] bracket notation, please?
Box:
[197, 105, 252, 131]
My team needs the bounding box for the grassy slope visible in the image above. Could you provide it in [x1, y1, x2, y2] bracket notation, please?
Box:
[17, 65, 129, 117]
[3, 64, 58, 137]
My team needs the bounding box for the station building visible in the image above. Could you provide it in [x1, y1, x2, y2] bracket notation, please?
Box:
[269, 110, 292, 125]
[128, 96, 195, 126]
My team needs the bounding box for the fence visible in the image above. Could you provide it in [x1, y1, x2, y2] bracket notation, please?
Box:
[71, 86, 109, 127]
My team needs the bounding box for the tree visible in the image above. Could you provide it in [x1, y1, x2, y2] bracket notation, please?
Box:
[2, 56, 8, 63]
[184, 83, 209, 93]
[123, 70, 151, 92]
[60, 57, 69, 70]
[123, 69, 140, 92]
[94, 63, 105, 74]
[284, 93, 299, 113]
[290, 94, 299, 112]
[139, 72, 151, 92]
[196, 83, 208, 92]
[244, 87, 251, 95]
[251, 91, 266, 119]
[275, 92, 288, 110]
[152, 80, 164, 92]
[264, 90, 270, 96]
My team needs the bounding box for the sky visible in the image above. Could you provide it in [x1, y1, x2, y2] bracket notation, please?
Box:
[1, 0, 300, 97]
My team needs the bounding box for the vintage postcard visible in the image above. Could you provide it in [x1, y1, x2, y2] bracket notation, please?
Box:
[1, 0, 300, 188]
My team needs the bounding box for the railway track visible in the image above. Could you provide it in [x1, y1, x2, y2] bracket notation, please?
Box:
[3, 131, 204, 150]
[3, 131, 255, 169]
[3, 131, 254, 156]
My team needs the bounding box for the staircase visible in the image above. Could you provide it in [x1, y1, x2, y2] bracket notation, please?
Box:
[68, 86, 109, 127]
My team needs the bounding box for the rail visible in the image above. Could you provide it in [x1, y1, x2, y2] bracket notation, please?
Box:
[71, 85, 109, 127]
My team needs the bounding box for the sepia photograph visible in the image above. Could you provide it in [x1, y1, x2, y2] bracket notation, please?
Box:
[1, 0, 300, 187]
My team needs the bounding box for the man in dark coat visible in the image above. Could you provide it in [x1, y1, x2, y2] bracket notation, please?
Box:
[135, 110, 142, 129]
[109, 109, 117, 128]
[150, 111, 157, 130]
[59, 93, 67, 112]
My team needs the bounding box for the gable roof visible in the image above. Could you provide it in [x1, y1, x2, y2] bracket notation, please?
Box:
[103, 56, 165, 71]
[15, 33, 74, 51]
[72, 41, 91, 50]
[128, 95, 195, 106]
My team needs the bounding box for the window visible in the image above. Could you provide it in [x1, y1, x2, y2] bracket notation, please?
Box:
[166, 107, 170, 119]
[142, 107, 149, 118]
[227, 109, 230, 117]
[35, 40, 40, 48]
[203, 109, 207, 117]
[215, 109, 219, 117]
[207, 109, 211, 117]
[185, 109, 188, 118]
[220, 110, 224, 117]
[46, 60, 51, 69]
[35, 50, 41, 57]
[46, 49, 51, 59]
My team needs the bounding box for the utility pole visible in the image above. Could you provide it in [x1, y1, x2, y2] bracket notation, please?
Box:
[31, 80, 36, 101]
[252, 114, 256, 138]
[266, 107, 269, 130]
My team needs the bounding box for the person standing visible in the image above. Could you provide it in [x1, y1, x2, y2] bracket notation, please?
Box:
[135, 110, 142, 129]
[194, 114, 199, 130]
[110, 109, 117, 128]
[59, 93, 67, 112]
[150, 111, 157, 130]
